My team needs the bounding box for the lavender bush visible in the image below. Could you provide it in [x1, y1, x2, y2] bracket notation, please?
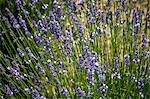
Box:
[0, 0, 149, 98]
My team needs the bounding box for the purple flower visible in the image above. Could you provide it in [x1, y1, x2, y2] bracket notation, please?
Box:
[17, 48, 25, 58]
[25, 47, 35, 59]
[122, 0, 126, 11]
[68, 1, 76, 12]
[5, 85, 13, 96]
[47, 61, 55, 71]
[135, 26, 140, 38]
[49, 15, 62, 41]
[89, 15, 95, 24]
[34, 78, 41, 84]
[81, 39, 87, 45]
[141, 34, 146, 48]
[98, 84, 108, 93]
[42, 4, 48, 10]
[86, 69, 95, 85]
[108, 0, 112, 5]
[79, 54, 84, 65]
[56, 60, 64, 68]
[49, 11, 55, 20]
[131, 9, 136, 24]
[91, 5, 98, 15]
[124, 54, 130, 65]
[109, 11, 113, 21]
[5, 8, 20, 28]
[76, 87, 86, 97]
[56, 6, 62, 17]
[133, 58, 140, 64]
[60, 87, 70, 98]
[106, 12, 109, 24]
[11, 61, 20, 72]
[90, 32, 95, 39]
[95, 62, 105, 81]
[16, 0, 22, 8]
[64, 30, 71, 41]
[34, 34, 43, 45]
[148, 34, 150, 47]
[40, 96, 46, 99]
[138, 78, 144, 89]
[70, 13, 78, 23]
[31, 0, 38, 4]
[31, 89, 40, 98]
[133, 49, 140, 64]
[78, 0, 84, 5]
[78, 24, 84, 37]
[35, 63, 45, 75]
[44, 45, 50, 53]
[142, 51, 149, 59]
[116, 9, 120, 21]
[139, 92, 144, 98]
[101, 12, 105, 23]
[135, 10, 141, 24]
[29, 72, 36, 78]
[84, 46, 90, 58]
[114, 57, 118, 71]
[7, 67, 20, 77]
[63, 40, 73, 57]
[54, 78, 60, 87]
[18, 15, 28, 31]
[91, 51, 98, 61]
[86, 56, 95, 85]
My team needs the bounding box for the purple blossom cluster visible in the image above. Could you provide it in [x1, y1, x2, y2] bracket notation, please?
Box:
[0, 0, 149, 98]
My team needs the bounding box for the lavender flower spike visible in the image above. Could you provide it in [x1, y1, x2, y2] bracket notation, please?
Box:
[5, 85, 13, 96]
[124, 54, 130, 65]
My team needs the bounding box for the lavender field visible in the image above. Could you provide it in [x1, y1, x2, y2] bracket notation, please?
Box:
[0, 0, 150, 98]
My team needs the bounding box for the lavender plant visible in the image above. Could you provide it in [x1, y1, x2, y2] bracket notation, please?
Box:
[0, 0, 149, 98]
